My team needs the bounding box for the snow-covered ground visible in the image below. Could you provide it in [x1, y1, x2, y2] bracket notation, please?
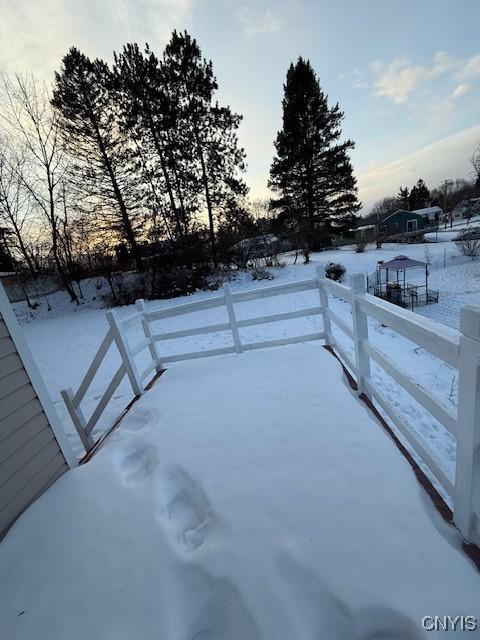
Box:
[13, 241, 480, 489]
[1, 344, 478, 639]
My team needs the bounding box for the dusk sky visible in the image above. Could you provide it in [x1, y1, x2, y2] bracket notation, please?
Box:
[1, 0, 479, 213]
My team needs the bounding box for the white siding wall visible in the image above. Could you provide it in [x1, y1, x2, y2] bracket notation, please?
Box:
[0, 300, 75, 538]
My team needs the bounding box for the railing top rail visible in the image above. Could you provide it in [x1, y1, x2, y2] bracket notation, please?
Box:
[119, 311, 142, 329]
[142, 277, 319, 321]
[319, 277, 352, 301]
[357, 292, 460, 367]
[144, 293, 225, 321]
[231, 277, 318, 303]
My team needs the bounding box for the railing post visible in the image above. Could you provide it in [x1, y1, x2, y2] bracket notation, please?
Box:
[453, 306, 480, 544]
[136, 299, 163, 373]
[223, 283, 242, 353]
[106, 310, 144, 396]
[350, 273, 371, 397]
[60, 388, 94, 451]
[316, 266, 332, 345]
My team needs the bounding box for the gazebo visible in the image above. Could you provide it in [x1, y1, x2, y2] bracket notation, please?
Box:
[369, 255, 439, 310]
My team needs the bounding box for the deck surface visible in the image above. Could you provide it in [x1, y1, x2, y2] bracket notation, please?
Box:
[0, 343, 479, 639]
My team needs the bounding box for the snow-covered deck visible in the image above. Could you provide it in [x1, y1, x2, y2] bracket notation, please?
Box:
[0, 344, 479, 638]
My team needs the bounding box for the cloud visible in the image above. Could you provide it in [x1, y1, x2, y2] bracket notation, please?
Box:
[357, 125, 480, 211]
[0, 0, 194, 80]
[238, 7, 281, 36]
[340, 69, 368, 89]
[460, 54, 480, 78]
[374, 58, 428, 103]
[452, 83, 470, 98]
[372, 50, 480, 105]
[430, 50, 457, 75]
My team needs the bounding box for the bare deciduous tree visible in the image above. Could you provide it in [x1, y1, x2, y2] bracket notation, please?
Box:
[472, 143, 480, 188]
[0, 73, 78, 301]
[456, 234, 480, 257]
[0, 141, 38, 274]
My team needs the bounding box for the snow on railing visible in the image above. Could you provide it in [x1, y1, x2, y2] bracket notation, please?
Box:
[62, 268, 480, 546]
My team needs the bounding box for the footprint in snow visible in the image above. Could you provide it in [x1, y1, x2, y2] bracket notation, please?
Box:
[157, 466, 213, 552]
[188, 578, 260, 640]
[122, 407, 160, 432]
[276, 550, 422, 639]
[116, 441, 158, 486]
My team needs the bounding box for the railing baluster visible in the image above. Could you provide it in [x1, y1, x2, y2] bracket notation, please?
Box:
[316, 266, 332, 346]
[350, 273, 371, 397]
[106, 310, 144, 396]
[61, 388, 93, 450]
[136, 299, 163, 374]
[454, 306, 480, 544]
[223, 283, 242, 353]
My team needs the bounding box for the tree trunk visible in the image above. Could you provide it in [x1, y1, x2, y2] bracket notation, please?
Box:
[46, 178, 78, 303]
[102, 159, 143, 272]
[147, 115, 183, 238]
[194, 126, 217, 268]
[11, 219, 37, 276]
[89, 110, 144, 272]
[149, 122, 193, 268]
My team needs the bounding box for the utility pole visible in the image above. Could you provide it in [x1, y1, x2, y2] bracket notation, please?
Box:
[443, 180, 450, 229]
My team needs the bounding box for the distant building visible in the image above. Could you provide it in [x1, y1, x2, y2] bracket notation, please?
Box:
[452, 198, 480, 220]
[353, 209, 430, 243]
[411, 206, 443, 223]
[230, 234, 281, 263]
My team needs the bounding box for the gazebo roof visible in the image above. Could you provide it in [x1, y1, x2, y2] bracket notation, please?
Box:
[378, 255, 426, 271]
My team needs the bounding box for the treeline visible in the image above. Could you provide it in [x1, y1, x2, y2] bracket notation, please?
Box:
[0, 31, 253, 301]
[0, 36, 362, 302]
[370, 164, 480, 219]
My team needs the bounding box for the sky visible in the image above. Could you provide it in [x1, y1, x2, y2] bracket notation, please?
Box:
[1, 0, 479, 214]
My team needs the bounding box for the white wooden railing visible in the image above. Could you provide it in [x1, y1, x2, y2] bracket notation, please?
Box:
[62, 267, 480, 545]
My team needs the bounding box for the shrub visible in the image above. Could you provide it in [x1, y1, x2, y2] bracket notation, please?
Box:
[251, 267, 274, 281]
[102, 272, 146, 306]
[102, 265, 239, 307]
[147, 266, 211, 300]
[204, 268, 238, 291]
[325, 262, 346, 281]
[355, 241, 367, 253]
[455, 234, 480, 258]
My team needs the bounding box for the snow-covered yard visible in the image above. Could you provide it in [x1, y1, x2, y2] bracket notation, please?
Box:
[13, 241, 480, 493]
[1, 344, 478, 639]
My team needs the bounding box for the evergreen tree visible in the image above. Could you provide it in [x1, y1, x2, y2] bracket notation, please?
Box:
[113, 43, 194, 246]
[397, 186, 410, 210]
[161, 31, 247, 268]
[269, 57, 360, 262]
[52, 48, 144, 271]
[472, 144, 480, 190]
[408, 179, 430, 210]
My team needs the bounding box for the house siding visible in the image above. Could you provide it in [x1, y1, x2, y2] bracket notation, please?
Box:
[379, 211, 426, 236]
[354, 210, 428, 242]
[0, 311, 72, 538]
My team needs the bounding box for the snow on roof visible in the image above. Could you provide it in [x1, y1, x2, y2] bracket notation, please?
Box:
[379, 254, 426, 270]
[231, 234, 278, 251]
[355, 224, 375, 231]
[411, 206, 442, 215]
